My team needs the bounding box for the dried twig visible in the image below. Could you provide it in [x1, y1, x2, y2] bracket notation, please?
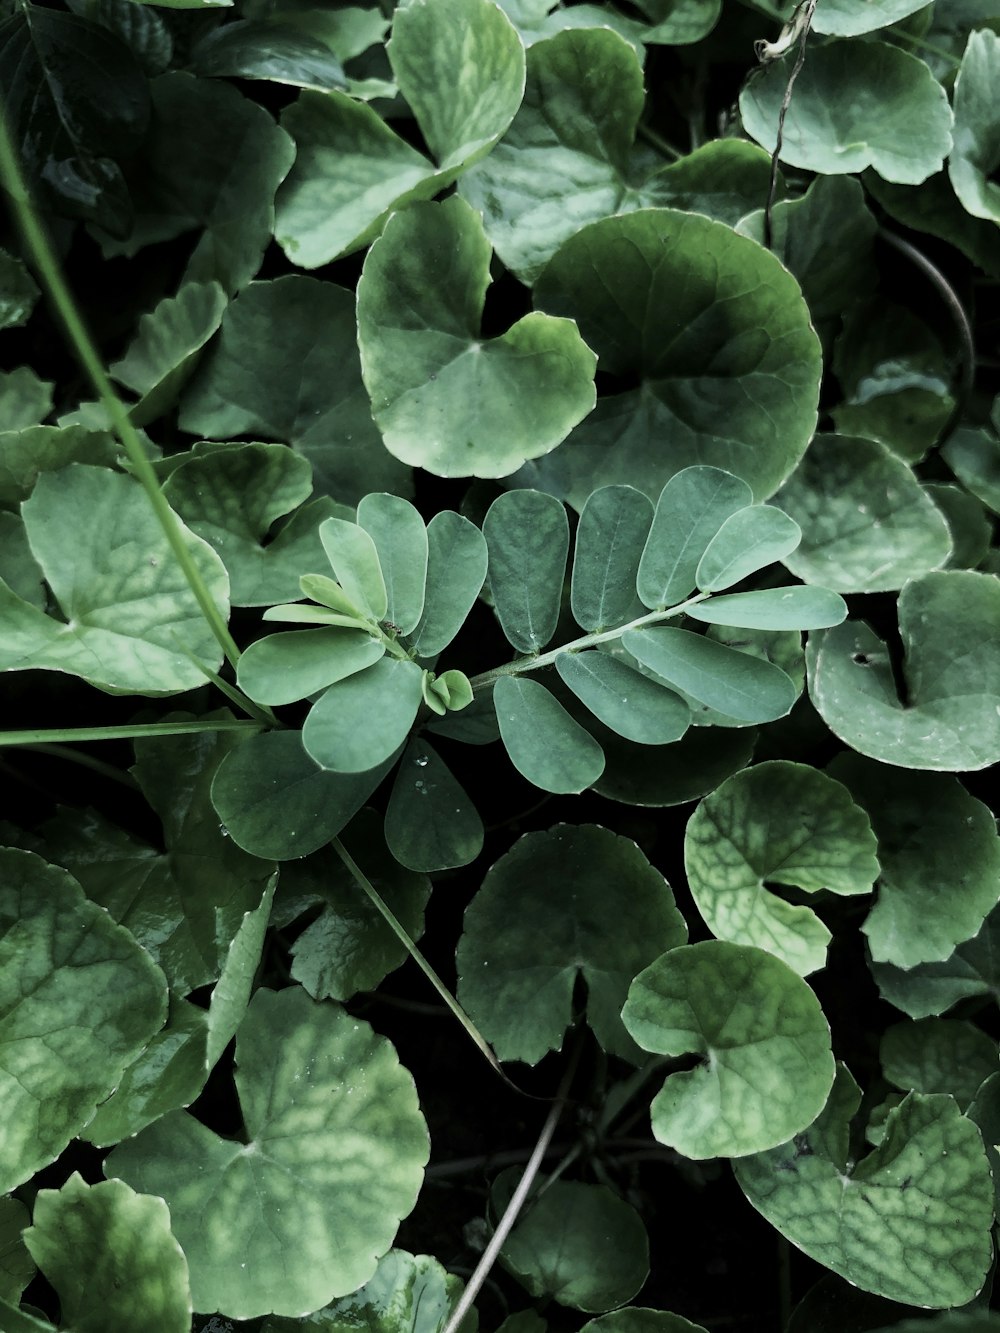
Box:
[757, 0, 820, 250]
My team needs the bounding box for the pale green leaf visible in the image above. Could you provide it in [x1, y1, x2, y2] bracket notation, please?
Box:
[409, 510, 489, 657]
[106, 987, 429, 1319]
[775, 435, 953, 592]
[949, 29, 1000, 223]
[238, 628, 385, 705]
[0, 513, 45, 609]
[686, 586, 847, 631]
[357, 493, 428, 634]
[0, 424, 117, 507]
[555, 651, 690, 744]
[571, 485, 652, 632]
[735, 1067, 994, 1307]
[807, 571, 1000, 771]
[320, 517, 388, 622]
[384, 740, 484, 872]
[25, 1176, 190, 1333]
[0, 366, 52, 429]
[926, 482, 992, 570]
[695, 506, 801, 592]
[357, 197, 597, 479]
[493, 675, 605, 793]
[812, 0, 932, 35]
[457, 824, 686, 1063]
[622, 940, 834, 1158]
[303, 658, 423, 772]
[637, 468, 752, 610]
[485, 490, 569, 653]
[741, 41, 952, 185]
[685, 761, 877, 975]
[0, 848, 167, 1195]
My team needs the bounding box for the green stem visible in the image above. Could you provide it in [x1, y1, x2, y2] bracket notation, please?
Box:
[635, 122, 683, 162]
[891, 28, 962, 67]
[0, 720, 262, 746]
[468, 592, 709, 693]
[18, 743, 140, 789]
[332, 837, 512, 1086]
[0, 107, 243, 673]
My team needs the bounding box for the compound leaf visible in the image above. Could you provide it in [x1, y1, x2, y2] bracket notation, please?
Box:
[238, 628, 385, 706]
[695, 506, 801, 592]
[686, 586, 847, 631]
[357, 494, 428, 635]
[410, 511, 489, 657]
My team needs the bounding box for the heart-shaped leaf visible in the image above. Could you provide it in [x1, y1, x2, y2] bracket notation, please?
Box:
[457, 824, 686, 1063]
[622, 940, 834, 1158]
[684, 761, 878, 975]
[357, 196, 597, 478]
[735, 1066, 994, 1307]
[106, 986, 429, 1319]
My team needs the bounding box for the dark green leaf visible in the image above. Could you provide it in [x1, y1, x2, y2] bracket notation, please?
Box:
[0, 250, 40, 331]
[943, 424, 1000, 516]
[384, 740, 484, 871]
[881, 1018, 997, 1108]
[189, 19, 347, 88]
[0, 1198, 33, 1303]
[949, 29, 1000, 223]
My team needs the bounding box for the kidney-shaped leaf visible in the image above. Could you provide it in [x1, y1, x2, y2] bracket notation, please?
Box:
[24, 1175, 191, 1333]
[0, 849, 167, 1195]
[528, 209, 821, 505]
[807, 571, 1000, 771]
[741, 40, 952, 185]
[106, 986, 429, 1319]
[457, 825, 687, 1064]
[622, 940, 834, 1158]
[357, 197, 597, 478]
[684, 762, 878, 975]
[735, 1066, 994, 1307]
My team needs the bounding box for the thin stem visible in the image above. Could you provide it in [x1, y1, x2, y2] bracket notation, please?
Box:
[891, 28, 962, 68]
[0, 107, 243, 672]
[178, 648, 279, 727]
[636, 122, 683, 162]
[0, 720, 262, 746]
[332, 837, 515, 1089]
[761, 0, 819, 251]
[18, 743, 140, 789]
[440, 1035, 582, 1333]
[468, 592, 709, 694]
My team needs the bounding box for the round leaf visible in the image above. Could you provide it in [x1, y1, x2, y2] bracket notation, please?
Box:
[303, 658, 424, 772]
[529, 209, 821, 505]
[684, 761, 878, 976]
[774, 434, 952, 593]
[740, 40, 952, 185]
[24, 1175, 191, 1333]
[494, 675, 605, 793]
[622, 940, 834, 1158]
[592, 722, 756, 808]
[0, 849, 167, 1195]
[384, 740, 484, 872]
[106, 987, 429, 1319]
[357, 196, 597, 478]
[811, 0, 932, 35]
[484, 490, 569, 653]
[555, 650, 690, 744]
[237, 628, 385, 705]
[735, 1067, 994, 1308]
[807, 570, 1000, 771]
[457, 824, 687, 1064]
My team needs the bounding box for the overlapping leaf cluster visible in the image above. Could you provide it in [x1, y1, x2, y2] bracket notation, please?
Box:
[3, 0, 1000, 1328]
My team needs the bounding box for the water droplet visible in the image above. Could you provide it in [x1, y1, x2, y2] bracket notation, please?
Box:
[219, 824, 230, 838]
[415, 755, 429, 767]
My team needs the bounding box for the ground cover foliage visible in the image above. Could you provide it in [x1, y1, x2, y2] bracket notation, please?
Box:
[2, 0, 1000, 1326]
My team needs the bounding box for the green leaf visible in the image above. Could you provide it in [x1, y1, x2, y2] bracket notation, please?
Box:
[0, 250, 40, 331]
[695, 506, 801, 592]
[188, 19, 347, 88]
[0, 367, 52, 430]
[0, 425, 117, 506]
[410, 510, 489, 657]
[260, 1249, 469, 1333]
[556, 651, 690, 744]
[870, 903, 1000, 1020]
[735, 1067, 995, 1307]
[0, 1297, 53, 1331]
[592, 722, 756, 807]
[634, 0, 719, 41]
[637, 468, 752, 610]
[496, 1175, 649, 1312]
[829, 754, 1000, 969]
[238, 628, 385, 705]
[807, 571, 1000, 771]
[320, 517, 388, 622]
[527, 209, 821, 506]
[740, 40, 952, 185]
[0, 513, 44, 609]
[943, 425, 1000, 516]
[866, 169, 1000, 279]
[926, 482, 993, 570]
[303, 657, 424, 772]
[774, 434, 953, 592]
[812, 0, 932, 34]
[461, 34, 771, 283]
[0, 1198, 34, 1304]
[357, 494, 428, 634]
[211, 728, 392, 859]
[494, 675, 605, 793]
[881, 1018, 997, 1108]
[571, 485, 652, 632]
[0, 848, 167, 1195]
[0, 465, 229, 694]
[24, 1175, 190, 1333]
[384, 740, 484, 872]
[684, 761, 878, 976]
[949, 30, 1000, 223]
[623, 627, 797, 723]
[484, 490, 569, 653]
[582, 1312, 707, 1333]
[286, 810, 431, 999]
[622, 941, 834, 1158]
[0, 8, 149, 234]
[109, 282, 228, 428]
[274, 0, 524, 264]
[179, 277, 410, 503]
[357, 196, 597, 479]
[457, 824, 686, 1063]
[686, 586, 847, 631]
[106, 986, 429, 1319]
[94, 72, 295, 294]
